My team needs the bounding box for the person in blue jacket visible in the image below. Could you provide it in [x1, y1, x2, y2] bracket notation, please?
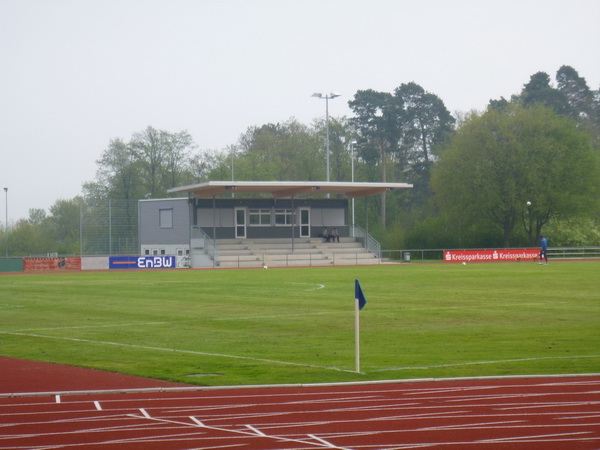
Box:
[539, 235, 548, 264]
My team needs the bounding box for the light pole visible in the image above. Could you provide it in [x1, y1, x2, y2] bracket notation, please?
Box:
[3, 187, 7, 257]
[230, 145, 235, 198]
[312, 92, 341, 186]
[350, 139, 357, 231]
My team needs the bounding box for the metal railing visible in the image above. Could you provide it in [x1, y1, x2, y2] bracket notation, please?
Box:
[548, 246, 600, 259]
[381, 247, 600, 263]
[350, 224, 381, 258]
[191, 226, 217, 262]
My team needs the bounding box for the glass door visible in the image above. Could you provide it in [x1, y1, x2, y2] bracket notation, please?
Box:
[235, 207, 246, 239]
[299, 208, 310, 238]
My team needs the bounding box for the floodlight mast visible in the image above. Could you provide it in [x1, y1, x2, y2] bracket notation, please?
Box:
[3, 187, 7, 257]
[312, 92, 341, 193]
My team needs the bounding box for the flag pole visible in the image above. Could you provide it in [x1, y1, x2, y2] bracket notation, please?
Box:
[355, 296, 360, 373]
[354, 279, 367, 374]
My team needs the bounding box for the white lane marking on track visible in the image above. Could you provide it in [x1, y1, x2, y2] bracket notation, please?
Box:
[245, 424, 266, 436]
[308, 434, 339, 448]
[94, 401, 102, 411]
[4, 332, 356, 373]
[55, 395, 60, 403]
[134, 414, 351, 449]
[190, 416, 205, 427]
[476, 430, 594, 443]
[139, 408, 151, 419]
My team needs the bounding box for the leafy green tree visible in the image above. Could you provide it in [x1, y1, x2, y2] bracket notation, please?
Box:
[84, 138, 143, 201]
[349, 89, 399, 226]
[47, 198, 82, 254]
[27, 208, 47, 226]
[84, 126, 197, 203]
[349, 85, 454, 227]
[393, 82, 455, 210]
[313, 116, 352, 183]
[556, 65, 595, 120]
[394, 82, 455, 166]
[521, 72, 571, 116]
[556, 65, 600, 148]
[129, 126, 195, 197]
[188, 149, 222, 183]
[231, 119, 323, 182]
[432, 104, 599, 247]
[5, 219, 52, 256]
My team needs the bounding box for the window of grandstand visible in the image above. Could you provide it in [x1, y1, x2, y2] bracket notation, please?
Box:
[249, 209, 271, 226]
[275, 209, 294, 226]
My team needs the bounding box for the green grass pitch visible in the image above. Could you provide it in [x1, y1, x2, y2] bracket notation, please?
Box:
[1, 262, 599, 386]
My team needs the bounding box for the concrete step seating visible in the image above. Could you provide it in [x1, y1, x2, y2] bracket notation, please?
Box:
[215, 238, 379, 268]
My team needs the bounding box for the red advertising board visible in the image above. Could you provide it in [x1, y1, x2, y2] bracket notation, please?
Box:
[23, 257, 82, 271]
[444, 249, 539, 263]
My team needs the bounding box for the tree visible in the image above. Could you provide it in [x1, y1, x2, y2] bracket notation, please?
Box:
[393, 82, 455, 209]
[231, 119, 323, 181]
[394, 82, 455, 166]
[48, 198, 82, 253]
[432, 104, 599, 247]
[521, 72, 571, 116]
[84, 126, 197, 202]
[556, 65, 600, 148]
[349, 85, 454, 226]
[129, 126, 195, 197]
[556, 65, 595, 121]
[349, 89, 398, 226]
[85, 138, 142, 201]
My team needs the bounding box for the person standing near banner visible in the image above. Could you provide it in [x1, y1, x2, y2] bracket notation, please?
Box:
[539, 235, 548, 264]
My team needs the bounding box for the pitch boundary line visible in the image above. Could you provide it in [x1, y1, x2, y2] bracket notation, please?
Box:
[6, 321, 170, 333]
[2, 373, 599, 400]
[3, 331, 357, 374]
[372, 354, 600, 371]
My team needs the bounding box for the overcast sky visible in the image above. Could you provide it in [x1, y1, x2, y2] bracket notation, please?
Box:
[1, 0, 599, 222]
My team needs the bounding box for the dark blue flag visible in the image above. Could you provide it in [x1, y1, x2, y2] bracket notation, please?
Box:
[355, 279, 367, 310]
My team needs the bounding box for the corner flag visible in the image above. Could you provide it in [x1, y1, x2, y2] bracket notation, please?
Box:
[354, 279, 367, 373]
[355, 279, 367, 310]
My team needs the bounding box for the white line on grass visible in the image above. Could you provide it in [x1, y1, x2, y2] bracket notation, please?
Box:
[4, 331, 357, 373]
[6, 322, 170, 333]
[372, 355, 600, 372]
[211, 311, 335, 321]
[287, 282, 326, 291]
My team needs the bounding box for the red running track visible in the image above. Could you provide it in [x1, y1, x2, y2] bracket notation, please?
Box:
[1, 357, 599, 449]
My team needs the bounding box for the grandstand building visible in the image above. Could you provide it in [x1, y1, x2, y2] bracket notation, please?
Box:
[139, 181, 412, 268]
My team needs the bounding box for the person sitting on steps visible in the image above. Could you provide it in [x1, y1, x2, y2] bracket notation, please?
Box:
[332, 228, 339, 243]
[319, 226, 331, 242]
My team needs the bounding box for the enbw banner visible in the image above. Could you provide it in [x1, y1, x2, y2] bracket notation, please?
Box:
[110, 256, 176, 269]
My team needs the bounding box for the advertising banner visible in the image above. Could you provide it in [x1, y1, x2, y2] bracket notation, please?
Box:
[23, 257, 81, 271]
[109, 256, 176, 270]
[444, 249, 539, 263]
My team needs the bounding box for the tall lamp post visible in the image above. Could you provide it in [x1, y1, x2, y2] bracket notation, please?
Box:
[3, 187, 7, 257]
[350, 140, 357, 231]
[312, 92, 341, 187]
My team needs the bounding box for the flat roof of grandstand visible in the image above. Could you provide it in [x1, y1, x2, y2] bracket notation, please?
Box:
[168, 181, 413, 199]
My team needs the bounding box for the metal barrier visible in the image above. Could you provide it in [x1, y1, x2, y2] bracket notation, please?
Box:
[381, 247, 600, 263]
